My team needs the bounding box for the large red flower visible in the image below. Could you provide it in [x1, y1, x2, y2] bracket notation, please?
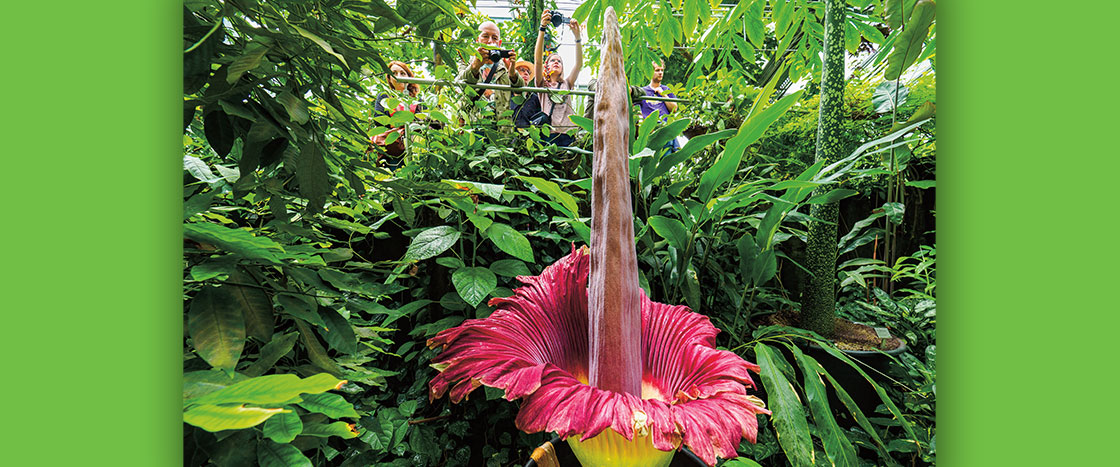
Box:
[428, 246, 769, 466]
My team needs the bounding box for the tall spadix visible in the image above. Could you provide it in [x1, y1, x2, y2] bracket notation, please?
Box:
[588, 6, 641, 396]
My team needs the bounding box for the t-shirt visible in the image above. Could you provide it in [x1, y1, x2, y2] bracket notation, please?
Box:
[637, 85, 676, 120]
[539, 80, 576, 133]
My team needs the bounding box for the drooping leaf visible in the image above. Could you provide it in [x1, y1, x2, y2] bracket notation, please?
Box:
[755, 344, 814, 467]
[872, 81, 910, 113]
[806, 188, 860, 205]
[883, 202, 905, 225]
[884, 0, 936, 80]
[516, 176, 580, 217]
[647, 118, 691, 151]
[227, 42, 270, 84]
[184, 404, 286, 432]
[188, 285, 246, 371]
[243, 332, 299, 377]
[185, 222, 286, 265]
[229, 268, 274, 342]
[297, 393, 361, 419]
[789, 345, 858, 467]
[296, 320, 345, 376]
[317, 307, 358, 355]
[257, 439, 313, 467]
[262, 409, 303, 443]
[297, 141, 329, 214]
[485, 223, 534, 262]
[277, 91, 310, 124]
[183, 370, 249, 401]
[403, 226, 461, 261]
[291, 24, 349, 69]
[203, 109, 235, 157]
[649, 128, 736, 183]
[452, 267, 497, 307]
[276, 293, 327, 329]
[189, 254, 237, 281]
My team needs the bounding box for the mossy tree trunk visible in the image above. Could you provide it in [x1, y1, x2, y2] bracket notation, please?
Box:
[801, 0, 845, 338]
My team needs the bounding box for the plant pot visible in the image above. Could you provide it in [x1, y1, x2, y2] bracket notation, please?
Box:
[807, 338, 908, 417]
[525, 436, 707, 467]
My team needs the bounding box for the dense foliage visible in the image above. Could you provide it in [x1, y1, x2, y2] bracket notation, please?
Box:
[183, 1, 935, 465]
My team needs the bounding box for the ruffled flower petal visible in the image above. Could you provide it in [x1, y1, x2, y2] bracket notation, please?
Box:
[428, 246, 769, 466]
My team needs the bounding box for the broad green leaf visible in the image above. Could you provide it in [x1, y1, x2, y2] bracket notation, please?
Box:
[436, 257, 464, 269]
[277, 91, 310, 124]
[292, 24, 349, 68]
[183, 370, 249, 401]
[884, 0, 935, 80]
[789, 345, 858, 467]
[516, 176, 579, 217]
[318, 268, 405, 297]
[297, 392, 360, 419]
[301, 421, 361, 439]
[318, 216, 371, 235]
[485, 223, 534, 262]
[684, 264, 701, 312]
[318, 307, 358, 355]
[403, 226, 461, 261]
[489, 259, 531, 277]
[188, 286, 246, 371]
[646, 216, 689, 252]
[845, 18, 861, 53]
[184, 155, 222, 184]
[813, 344, 921, 442]
[682, 0, 698, 40]
[906, 179, 936, 189]
[647, 118, 691, 151]
[276, 293, 327, 329]
[445, 179, 505, 200]
[203, 109, 234, 157]
[754, 248, 777, 286]
[884, 0, 919, 30]
[391, 197, 416, 227]
[187, 373, 343, 407]
[296, 320, 345, 376]
[452, 267, 497, 307]
[189, 254, 237, 281]
[262, 409, 303, 443]
[890, 101, 936, 133]
[229, 269, 274, 342]
[649, 129, 736, 183]
[737, 235, 761, 287]
[184, 404, 286, 432]
[257, 439, 313, 467]
[360, 412, 395, 450]
[297, 142, 329, 214]
[883, 202, 905, 225]
[227, 42, 269, 84]
[745, 1, 765, 47]
[570, 115, 593, 132]
[185, 222, 286, 265]
[243, 332, 299, 377]
[755, 344, 814, 467]
[872, 81, 910, 114]
[722, 459, 763, 467]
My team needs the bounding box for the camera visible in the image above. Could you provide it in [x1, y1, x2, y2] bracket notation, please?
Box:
[549, 10, 571, 28]
[487, 49, 515, 62]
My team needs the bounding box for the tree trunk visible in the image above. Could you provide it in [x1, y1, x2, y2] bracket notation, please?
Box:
[801, 0, 846, 338]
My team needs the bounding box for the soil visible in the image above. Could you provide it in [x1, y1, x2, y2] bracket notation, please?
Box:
[756, 309, 903, 352]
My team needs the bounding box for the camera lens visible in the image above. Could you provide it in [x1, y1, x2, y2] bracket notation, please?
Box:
[550, 11, 564, 28]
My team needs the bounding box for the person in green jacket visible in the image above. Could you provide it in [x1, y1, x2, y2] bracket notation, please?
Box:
[457, 21, 525, 124]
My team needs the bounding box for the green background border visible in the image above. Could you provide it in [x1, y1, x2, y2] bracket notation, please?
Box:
[4, 1, 1116, 465]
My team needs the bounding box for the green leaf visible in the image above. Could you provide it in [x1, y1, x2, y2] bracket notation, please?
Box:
[227, 42, 270, 84]
[647, 118, 691, 151]
[296, 320, 345, 376]
[403, 226, 461, 261]
[650, 129, 736, 182]
[906, 179, 936, 189]
[188, 286, 246, 371]
[516, 176, 579, 217]
[187, 373, 343, 408]
[276, 293, 327, 329]
[185, 222, 286, 265]
[452, 267, 497, 307]
[301, 421, 361, 439]
[203, 109, 235, 157]
[806, 188, 860, 205]
[297, 142, 330, 214]
[883, 202, 905, 225]
[229, 269, 274, 342]
[890, 101, 936, 133]
[243, 332, 299, 377]
[257, 439, 313, 467]
[391, 197, 416, 227]
[436, 257, 464, 269]
[872, 81, 909, 113]
[445, 179, 505, 200]
[317, 307, 358, 355]
[570, 115, 593, 132]
[485, 223, 534, 262]
[263, 409, 303, 443]
[183, 370, 249, 401]
[683, 264, 701, 312]
[755, 344, 814, 467]
[292, 24, 349, 69]
[646, 216, 689, 252]
[489, 259, 530, 277]
[884, 0, 935, 80]
[184, 404, 287, 432]
[318, 268, 405, 297]
[277, 91, 310, 125]
[189, 254, 237, 281]
[789, 345, 858, 467]
[297, 392, 360, 419]
[884, 0, 918, 30]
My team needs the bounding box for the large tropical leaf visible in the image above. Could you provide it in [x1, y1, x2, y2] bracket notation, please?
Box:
[188, 286, 246, 371]
[789, 345, 858, 467]
[452, 267, 497, 307]
[884, 0, 936, 80]
[186, 373, 344, 407]
[262, 409, 303, 443]
[755, 344, 814, 467]
[183, 404, 286, 432]
[485, 223, 535, 262]
[403, 226, 461, 261]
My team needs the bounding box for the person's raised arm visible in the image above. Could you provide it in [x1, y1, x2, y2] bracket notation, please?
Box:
[567, 19, 583, 86]
[534, 10, 549, 85]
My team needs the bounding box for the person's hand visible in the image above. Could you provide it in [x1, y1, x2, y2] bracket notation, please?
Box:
[477, 46, 493, 65]
[569, 19, 581, 39]
[540, 9, 552, 29]
[503, 50, 518, 71]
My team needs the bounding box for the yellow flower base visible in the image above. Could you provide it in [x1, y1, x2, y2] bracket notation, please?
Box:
[567, 429, 676, 467]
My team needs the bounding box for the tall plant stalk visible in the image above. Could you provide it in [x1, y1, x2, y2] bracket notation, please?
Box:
[801, 0, 845, 338]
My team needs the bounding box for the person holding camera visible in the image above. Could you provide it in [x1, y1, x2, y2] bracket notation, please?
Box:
[533, 9, 582, 146]
[457, 21, 525, 124]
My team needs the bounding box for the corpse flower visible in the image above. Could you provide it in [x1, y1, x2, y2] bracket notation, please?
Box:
[428, 8, 768, 467]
